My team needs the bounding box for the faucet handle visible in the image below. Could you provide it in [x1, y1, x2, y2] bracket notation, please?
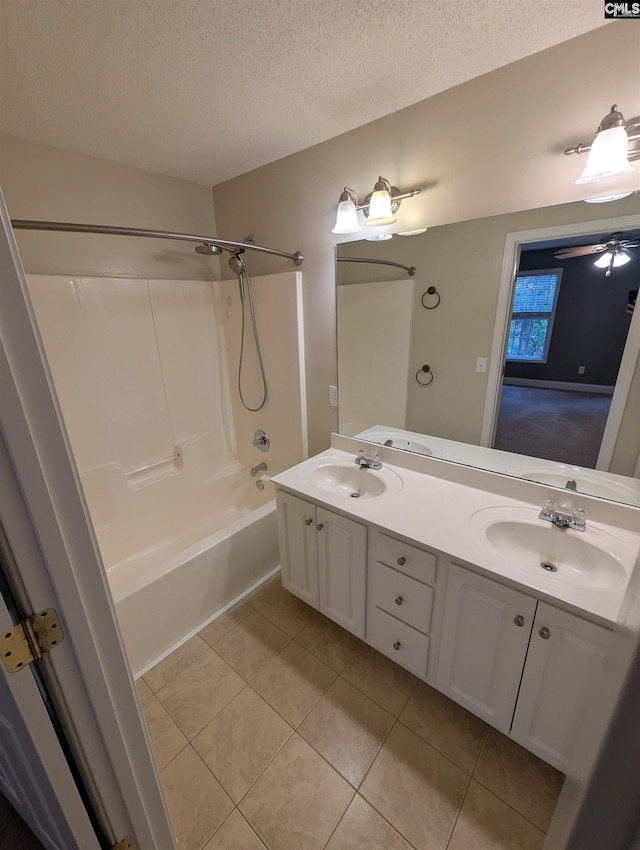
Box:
[571, 507, 588, 531]
[540, 499, 558, 520]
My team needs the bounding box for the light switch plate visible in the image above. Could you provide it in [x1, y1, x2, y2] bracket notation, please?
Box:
[329, 385, 338, 407]
[476, 357, 488, 373]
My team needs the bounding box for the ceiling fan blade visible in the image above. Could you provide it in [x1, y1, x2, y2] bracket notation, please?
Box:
[620, 240, 639, 250]
[554, 244, 605, 258]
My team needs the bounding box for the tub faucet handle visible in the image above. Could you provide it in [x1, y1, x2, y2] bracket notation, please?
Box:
[253, 430, 270, 452]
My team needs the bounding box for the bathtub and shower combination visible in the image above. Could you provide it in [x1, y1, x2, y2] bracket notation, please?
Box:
[19, 220, 306, 674]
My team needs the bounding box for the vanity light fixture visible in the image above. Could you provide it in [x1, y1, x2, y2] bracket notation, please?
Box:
[331, 176, 421, 234]
[565, 104, 640, 201]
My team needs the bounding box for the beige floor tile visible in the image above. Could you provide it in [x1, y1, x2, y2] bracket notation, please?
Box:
[325, 794, 414, 850]
[143, 634, 208, 692]
[257, 585, 318, 637]
[198, 601, 253, 647]
[156, 649, 245, 739]
[193, 687, 293, 802]
[135, 677, 153, 704]
[299, 677, 394, 787]
[448, 780, 546, 850]
[244, 572, 281, 608]
[160, 746, 233, 850]
[474, 729, 564, 832]
[400, 681, 488, 774]
[360, 723, 468, 850]
[214, 611, 290, 681]
[239, 734, 354, 850]
[252, 641, 337, 727]
[203, 810, 267, 850]
[296, 615, 363, 672]
[141, 695, 188, 771]
[342, 645, 417, 716]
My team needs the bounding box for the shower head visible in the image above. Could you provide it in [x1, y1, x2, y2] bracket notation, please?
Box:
[228, 252, 246, 276]
[195, 243, 222, 256]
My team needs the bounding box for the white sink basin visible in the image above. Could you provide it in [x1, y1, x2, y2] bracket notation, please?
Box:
[302, 458, 403, 500]
[471, 506, 633, 589]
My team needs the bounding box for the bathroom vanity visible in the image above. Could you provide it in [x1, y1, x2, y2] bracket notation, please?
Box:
[273, 435, 640, 773]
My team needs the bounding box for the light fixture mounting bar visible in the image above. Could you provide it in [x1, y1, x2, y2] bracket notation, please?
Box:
[354, 188, 421, 211]
[564, 116, 640, 159]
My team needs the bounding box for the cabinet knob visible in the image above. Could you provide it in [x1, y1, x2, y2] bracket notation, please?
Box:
[304, 517, 313, 526]
[539, 627, 551, 640]
[393, 641, 401, 650]
[397, 556, 406, 566]
[513, 614, 525, 627]
[316, 522, 324, 531]
[395, 596, 404, 606]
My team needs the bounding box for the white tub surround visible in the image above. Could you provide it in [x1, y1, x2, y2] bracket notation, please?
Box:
[26, 272, 307, 673]
[273, 434, 640, 772]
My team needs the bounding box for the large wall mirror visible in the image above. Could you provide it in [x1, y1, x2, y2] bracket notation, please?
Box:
[336, 198, 640, 507]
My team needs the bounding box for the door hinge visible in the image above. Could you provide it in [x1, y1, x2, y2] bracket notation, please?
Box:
[112, 838, 135, 850]
[0, 608, 64, 672]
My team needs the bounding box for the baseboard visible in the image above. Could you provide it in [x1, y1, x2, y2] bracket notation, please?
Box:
[503, 378, 615, 395]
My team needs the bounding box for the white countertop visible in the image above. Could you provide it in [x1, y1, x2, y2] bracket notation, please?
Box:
[273, 443, 640, 625]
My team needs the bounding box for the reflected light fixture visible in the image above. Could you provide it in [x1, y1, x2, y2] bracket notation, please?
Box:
[331, 176, 420, 234]
[564, 104, 640, 202]
[594, 247, 632, 276]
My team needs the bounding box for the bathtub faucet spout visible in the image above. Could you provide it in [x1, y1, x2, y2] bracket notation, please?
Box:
[250, 462, 268, 477]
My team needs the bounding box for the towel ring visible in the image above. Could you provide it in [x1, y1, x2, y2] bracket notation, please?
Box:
[415, 364, 434, 386]
[421, 286, 441, 310]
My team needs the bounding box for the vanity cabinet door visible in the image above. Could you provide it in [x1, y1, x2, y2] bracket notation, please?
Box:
[436, 564, 536, 733]
[276, 490, 319, 608]
[510, 602, 611, 772]
[317, 507, 367, 638]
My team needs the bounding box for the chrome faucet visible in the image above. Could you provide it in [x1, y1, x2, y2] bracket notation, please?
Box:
[355, 449, 382, 470]
[539, 500, 587, 532]
[250, 462, 267, 477]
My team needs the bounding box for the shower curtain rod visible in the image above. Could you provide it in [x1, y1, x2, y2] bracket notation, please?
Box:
[10, 219, 304, 266]
[337, 256, 416, 276]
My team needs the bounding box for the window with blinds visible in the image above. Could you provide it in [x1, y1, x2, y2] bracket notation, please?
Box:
[506, 269, 562, 363]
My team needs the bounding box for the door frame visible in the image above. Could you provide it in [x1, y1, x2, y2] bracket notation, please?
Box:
[0, 192, 176, 850]
[481, 211, 640, 472]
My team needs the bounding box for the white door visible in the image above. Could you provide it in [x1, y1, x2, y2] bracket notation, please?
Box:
[317, 507, 367, 638]
[0, 567, 99, 850]
[436, 563, 536, 731]
[276, 490, 320, 607]
[1, 193, 175, 849]
[511, 602, 611, 772]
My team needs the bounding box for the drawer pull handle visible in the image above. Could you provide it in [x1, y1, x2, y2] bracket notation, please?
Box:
[304, 518, 313, 526]
[397, 556, 406, 566]
[513, 615, 525, 627]
[393, 641, 401, 650]
[395, 596, 404, 606]
[316, 522, 324, 531]
[539, 627, 551, 640]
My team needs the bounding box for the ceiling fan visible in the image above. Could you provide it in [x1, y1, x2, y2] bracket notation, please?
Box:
[554, 232, 638, 277]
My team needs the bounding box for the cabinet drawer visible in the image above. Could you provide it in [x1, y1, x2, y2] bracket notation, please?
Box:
[373, 562, 433, 633]
[375, 532, 436, 585]
[370, 607, 429, 679]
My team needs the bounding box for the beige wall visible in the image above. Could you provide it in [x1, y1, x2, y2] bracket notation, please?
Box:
[0, 134, 219, 280]
[212, 25, 640, 456]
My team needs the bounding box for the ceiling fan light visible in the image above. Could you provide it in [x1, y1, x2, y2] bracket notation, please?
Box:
[576, 126, 635, 184]
[613, 249, 632, 267]
[593, 251, 613, 269]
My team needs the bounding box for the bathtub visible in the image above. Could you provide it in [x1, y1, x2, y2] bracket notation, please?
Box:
[102, 465, 280, 674]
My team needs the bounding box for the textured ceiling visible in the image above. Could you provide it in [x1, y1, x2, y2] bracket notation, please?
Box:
[0, 1, 606, 186]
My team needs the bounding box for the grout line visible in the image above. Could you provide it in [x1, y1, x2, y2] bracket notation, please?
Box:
[469, 775, 551, 835]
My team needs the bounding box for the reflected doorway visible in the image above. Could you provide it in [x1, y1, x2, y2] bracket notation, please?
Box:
[491, 226, 639, 468]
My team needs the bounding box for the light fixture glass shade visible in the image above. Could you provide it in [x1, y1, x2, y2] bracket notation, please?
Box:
[576, 126, 635, 184]
[613, 249, 632, 267]
[332, 198, 361, 234]
[366, 189, 396, 226]
[593, 251, 613, 269]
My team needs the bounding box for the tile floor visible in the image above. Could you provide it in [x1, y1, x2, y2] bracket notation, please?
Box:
[136, 573, 565, 850]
